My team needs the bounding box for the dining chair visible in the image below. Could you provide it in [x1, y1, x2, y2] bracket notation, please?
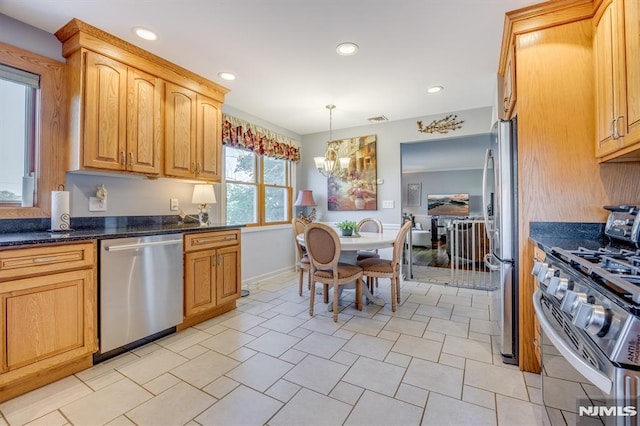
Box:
[358, 220, 412, 312]
[356, 217, 383, 261]
[292, 218, 312, 296]
[304, 223, 364, 322]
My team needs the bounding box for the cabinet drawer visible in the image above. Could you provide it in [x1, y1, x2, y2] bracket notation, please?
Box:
[0, 242, 95, 281]
[185, 230, 240, 252]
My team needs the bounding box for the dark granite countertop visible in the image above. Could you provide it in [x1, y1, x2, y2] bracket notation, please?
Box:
[529, 221, 634, 252]
[0, 216, 244, 247]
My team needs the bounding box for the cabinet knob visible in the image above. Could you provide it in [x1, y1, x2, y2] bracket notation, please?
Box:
[121, 151, 126, 165]
[613, 115, 624, 140]
[191, 162, 196, 173]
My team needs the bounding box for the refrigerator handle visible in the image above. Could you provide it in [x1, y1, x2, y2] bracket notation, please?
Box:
[482, 148, 494, 240]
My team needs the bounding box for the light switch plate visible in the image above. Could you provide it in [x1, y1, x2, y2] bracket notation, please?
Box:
[383, 200, 394, 209]
[89, 197, 106, 212]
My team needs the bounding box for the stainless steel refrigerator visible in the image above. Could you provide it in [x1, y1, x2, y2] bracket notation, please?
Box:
[483, 117, 518, 365]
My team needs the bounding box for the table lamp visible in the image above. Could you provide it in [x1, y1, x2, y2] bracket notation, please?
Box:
[294, 189, 317, 223]
[192, 184, 216, 226]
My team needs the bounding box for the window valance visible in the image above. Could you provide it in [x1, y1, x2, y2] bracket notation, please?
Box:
[222, 114, 301, 162]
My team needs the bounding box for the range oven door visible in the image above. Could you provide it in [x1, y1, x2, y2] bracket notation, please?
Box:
[533, 290, 614, 425]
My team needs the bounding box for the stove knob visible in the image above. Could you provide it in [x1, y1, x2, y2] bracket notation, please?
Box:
[531, 261, 546, 276]
[560, 290, 588, 316]
[547, 276, 569, 300]
[538, 266, 557, 284]
[572, 303, 611, 337]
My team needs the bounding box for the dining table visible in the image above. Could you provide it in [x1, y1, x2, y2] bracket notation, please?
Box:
[296, 228, 400, 308]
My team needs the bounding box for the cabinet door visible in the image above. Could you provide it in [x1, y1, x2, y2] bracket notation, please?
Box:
[216, 245, 241, 306]
[83, 51, 127, 170]
[196, 94, 222, 181]
[127, 68, 163, 174]
[621, 0, 640, 147]
[184, 249, 216, 317]
[165, 83, 197, 178]
[1, 269, 95, 371]
[502, 44, 516, 120]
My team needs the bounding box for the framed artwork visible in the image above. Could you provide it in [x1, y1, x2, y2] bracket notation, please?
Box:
[327, 135, 377, 211]
[407, 183, 421, 206]
[427, 193, 469, 216]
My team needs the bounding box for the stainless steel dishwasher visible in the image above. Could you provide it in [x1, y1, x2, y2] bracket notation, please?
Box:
[99, 234, 183, 354]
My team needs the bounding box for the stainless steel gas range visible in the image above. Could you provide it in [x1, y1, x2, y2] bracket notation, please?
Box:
[532, 207, 640, 425]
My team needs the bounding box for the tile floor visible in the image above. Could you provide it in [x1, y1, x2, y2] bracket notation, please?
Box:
[0, 270, 548, 426]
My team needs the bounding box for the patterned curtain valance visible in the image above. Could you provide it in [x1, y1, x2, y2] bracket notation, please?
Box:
[222, 114, 301, 162]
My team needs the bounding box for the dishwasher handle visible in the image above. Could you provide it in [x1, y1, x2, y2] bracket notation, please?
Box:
[104, 239, 183, 252]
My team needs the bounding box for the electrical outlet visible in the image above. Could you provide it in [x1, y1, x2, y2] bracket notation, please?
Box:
[89, 197, 106, 212]
[170, 198, 179, 211]
[382, 200, 394, 209]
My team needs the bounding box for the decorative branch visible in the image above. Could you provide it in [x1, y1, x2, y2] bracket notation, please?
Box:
[417, 114, 464, 134]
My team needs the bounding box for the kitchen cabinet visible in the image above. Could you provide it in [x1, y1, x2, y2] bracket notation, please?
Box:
[502, 42, 516, 120]
[165, 83, 222, 181]
[0, 242, 96, 402]
[182, 229, 241, 327]
[594, 0, 640, 161]
[78, 51, 163, 174]
[56, 18, 228, 179]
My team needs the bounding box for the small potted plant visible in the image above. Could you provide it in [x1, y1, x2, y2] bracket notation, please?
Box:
[336, 220, 357, 237]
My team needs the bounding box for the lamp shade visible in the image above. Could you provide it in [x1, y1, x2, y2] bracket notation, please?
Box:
[192, 184, 216, 204]
[293, 190, 317, 207]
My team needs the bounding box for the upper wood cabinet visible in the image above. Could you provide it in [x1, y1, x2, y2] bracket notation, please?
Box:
[56, 18, 227, 180]
[594, 0, 640, 161]
[82, 51, 163, 174]
[502, 43, 517, 119]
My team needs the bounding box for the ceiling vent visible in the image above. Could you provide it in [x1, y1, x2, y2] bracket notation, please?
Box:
[367, 115, 388, 123]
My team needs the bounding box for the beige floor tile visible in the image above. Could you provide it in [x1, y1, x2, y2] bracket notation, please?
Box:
[331, 349, 360, 366]
[196, 385, 282, 425]
[60, 378, 152, 425]
[404, 358, 463, 399]
[155, 327, 211, 353]
[288, 326, 313, 339]
[469, 331, 492, 343]
[0, 376, 92, 425]
[268, 388, 351, 426]
[442, 335, 493, 363]
[292, 331, 347, 359]
[117, 347, 188, 385]
[422, 329, 446, 342]
[524, 372, 542, 389]
[528, 386, 543, 405]
[202, 375, 239, 399]
[226, 353, 293, 392]
[395, 383, 429, 408]
[342, 357, 405, 397]
[170, 350, 239, 388]
[383, 316, 428, 337]
[24, 410, 67, 426]
[333, 328, 356, 339]
[385, 351, 412, 368]
[414, 304, 452, 320]
[179, 343, 209, 360]
[452, 304, 490, 320]
[470, 318, 501, 335]
[199, 328, 255, 355]
[81, 369, 126, 391]
[342, 333, 394, 361]
[496, 394, 547, 425]
[131, 342, 162, 357]
[345, 390, 424, 426]
[227, 345, 258, 362]
[143, 373, 181, 395]
[377, 329, 401, 341]
[342, 316, 387, 336]
[407, 293, 441, 307]
[74, 353, 138, 383]
[391, 334, 443, 362]
[245, 330, 300, 357]
[279, 348, 308, 364]
[438, 352, 466, 370]
[464, 359, 529, 401]
[105, 415, 136, 425]
[329, 381, 364, 405]
[439, 293, 472, 307]
[427, 317, 469, 338]
[259, 313, 307, 333]
[283, 354, 349, 395]
[463, 385, 496, 409]
[300, 313, 344, 334]
[126, 381, 215, 426]
[422, 392, 496, 426]
[245, 325, 271, 337]
[265, 379, 302, 403]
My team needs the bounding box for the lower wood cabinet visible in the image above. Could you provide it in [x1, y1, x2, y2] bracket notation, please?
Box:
[182, 229, 241, 328]
[0, 241, 97, 402]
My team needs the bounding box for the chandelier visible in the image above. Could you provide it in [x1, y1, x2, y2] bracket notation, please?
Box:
[314, 105, 350, 177]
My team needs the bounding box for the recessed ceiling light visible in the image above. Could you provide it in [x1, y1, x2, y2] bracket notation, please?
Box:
[218, 72, 236, 81]
[133, 27, 157, 41]
[427, 86, 444, 94]
[336, 42, 359, 56]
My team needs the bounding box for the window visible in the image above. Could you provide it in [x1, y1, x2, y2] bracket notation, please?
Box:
[0, 64, 38, 206]
[225, 145, 292, 226]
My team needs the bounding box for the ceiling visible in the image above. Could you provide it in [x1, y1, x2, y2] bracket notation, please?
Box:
[0, 0, 538, 136]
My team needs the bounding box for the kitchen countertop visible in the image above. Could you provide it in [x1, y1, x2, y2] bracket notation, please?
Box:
[529, 221, 634, 252]
[0, 216, 244, 247]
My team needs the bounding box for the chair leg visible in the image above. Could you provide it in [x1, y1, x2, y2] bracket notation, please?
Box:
[355, 279, 363, 310]
[309, 280, 315, 316]
[323, 284, 329, 303]
[332, 282, 339, 322]
[299, 269, 304, 296]
[390, 276, 397, 312]
[396, 275, 401, 304]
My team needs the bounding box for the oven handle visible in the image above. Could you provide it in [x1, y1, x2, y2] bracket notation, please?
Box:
[533, 290, 613, 395]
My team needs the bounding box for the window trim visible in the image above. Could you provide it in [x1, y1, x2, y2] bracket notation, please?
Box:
[224, 146, 293, 227]
[0, 42, 67, 219]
